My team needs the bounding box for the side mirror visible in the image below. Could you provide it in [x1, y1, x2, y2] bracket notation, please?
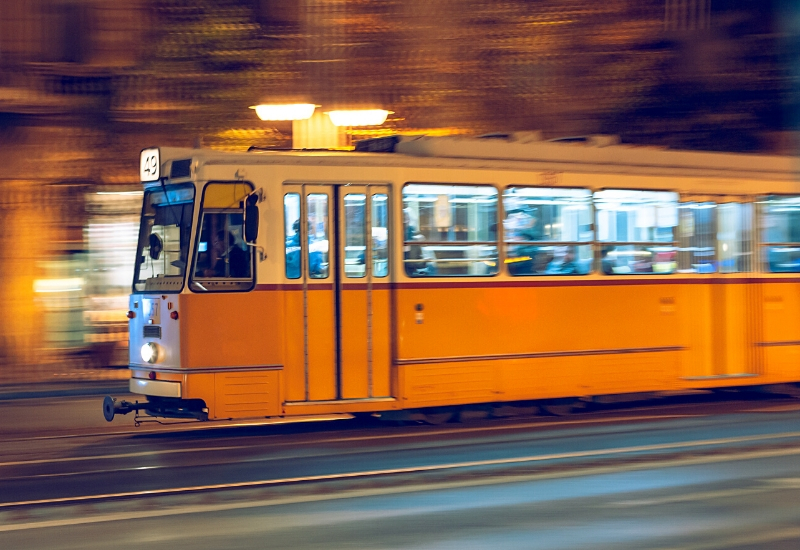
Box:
[244, 194, 259, 244]
[148, 233, 163, 260]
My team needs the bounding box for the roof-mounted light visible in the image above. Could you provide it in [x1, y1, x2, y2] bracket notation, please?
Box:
[250, 104, 316, 121]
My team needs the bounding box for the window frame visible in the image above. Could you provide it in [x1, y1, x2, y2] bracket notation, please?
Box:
[188, 180, 256, 293]
[371, 192, 390, 279]
[343, 192, 368, 279]
[677, 195, 754, 275]
[401, 181, 500, 278]
[132, 183, 196, 294]
[594, 187, 680, 276]
[502, 185, 594, 277]
[306, 192, 331, 280]
[284, 192, 302, 280]
[757, 193, 800, 274]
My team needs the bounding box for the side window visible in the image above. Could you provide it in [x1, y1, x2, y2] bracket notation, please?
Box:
[719, 203, 752, 273]
[678, 202, 717, 273]
[402, 184, 498, 277]
[284, 193, 301, 279]
[372, 193, 389, 278]
[595, 189, 678, 275]
[344, 194, 367, 278]
[191, 183, 253, 291]
[503, 187, 593, 276]
[678, 201, 752, 273]
[307, 193, 330, 279]
[760, 196, 800, 272]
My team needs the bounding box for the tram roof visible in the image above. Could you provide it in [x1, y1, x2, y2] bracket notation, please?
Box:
[158, 134, 800, 181]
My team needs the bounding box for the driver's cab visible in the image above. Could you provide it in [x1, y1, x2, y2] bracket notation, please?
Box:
[126, 148, 259, 414]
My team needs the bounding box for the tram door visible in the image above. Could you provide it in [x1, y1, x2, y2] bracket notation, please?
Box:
[286, 184, 391, 402]
[679, 197, 758, 377]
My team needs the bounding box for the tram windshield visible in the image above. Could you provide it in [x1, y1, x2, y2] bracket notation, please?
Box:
[133, 184, 195, 292]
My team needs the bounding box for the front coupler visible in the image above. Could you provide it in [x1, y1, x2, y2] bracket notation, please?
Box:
[103, 395, 148, 422]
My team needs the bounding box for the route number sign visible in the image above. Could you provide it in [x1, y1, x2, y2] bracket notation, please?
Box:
[140, 148, 161, 182]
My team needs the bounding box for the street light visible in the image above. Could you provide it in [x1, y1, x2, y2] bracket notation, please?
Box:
[249, 104, 316, 121]
[326, 109, 391, 127]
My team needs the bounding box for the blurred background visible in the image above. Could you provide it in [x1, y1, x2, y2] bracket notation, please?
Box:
[0, 0, 797, 385]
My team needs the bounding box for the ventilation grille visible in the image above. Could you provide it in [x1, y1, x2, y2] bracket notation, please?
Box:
[143, 325, 162, 339]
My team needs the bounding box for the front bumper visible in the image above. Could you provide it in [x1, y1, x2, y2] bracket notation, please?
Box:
[129, 377, 181, 398]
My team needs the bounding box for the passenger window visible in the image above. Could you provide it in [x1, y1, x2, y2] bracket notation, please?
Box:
[344, 194, 367, 278]
[402, 184, 498, 277]
[678, 202, 717, 273]
[190, 183, 253, 291]
[307, 193, 330, 279]
[595, 189, 678, 275]
[760, 196, 800, 272]
[678, 201, 752, 273]
[372, 194, 389, 278]
[284, 193, 301, 279]
[503, 187, 593, 276]
[718, 203, 752, 273]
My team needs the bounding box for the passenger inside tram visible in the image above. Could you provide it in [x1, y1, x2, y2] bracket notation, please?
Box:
[504, 207, 542, 275]
[532, 248, 552, 274]
[545, 246, 578, 275]
[307, 221, 326, 277]
[285, 219, 301, 279]
[601, 247, 616, 274]
[404, 209, 431, 276]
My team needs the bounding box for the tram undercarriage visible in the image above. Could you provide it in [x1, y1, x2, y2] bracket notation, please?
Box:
[103, 395, 209, 424]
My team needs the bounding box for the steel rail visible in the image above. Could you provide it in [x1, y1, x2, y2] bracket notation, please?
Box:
[0, 413, 697, 467]
[3, 429, 800, 509]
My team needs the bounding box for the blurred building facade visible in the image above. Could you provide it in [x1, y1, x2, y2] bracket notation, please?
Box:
[0, 0, 791, 383]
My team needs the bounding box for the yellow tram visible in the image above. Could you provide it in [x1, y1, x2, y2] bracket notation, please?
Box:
[104, 134, 800, 423]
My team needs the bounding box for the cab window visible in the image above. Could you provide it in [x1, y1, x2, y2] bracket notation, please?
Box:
[133, 184, 194, 293]
[190, 183, 254, 291]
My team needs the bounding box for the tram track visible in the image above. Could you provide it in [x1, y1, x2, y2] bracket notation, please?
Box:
[3, 428, 800, 511]
[0, 413, 703, 469]
[3, 398, 800, 518]
[0, 413, 357, 444]
[1, 392, 790, 446]
[0, 410, 695, 449]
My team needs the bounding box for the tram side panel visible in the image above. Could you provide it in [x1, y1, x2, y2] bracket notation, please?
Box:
[395, 281, 684, 409]
[678, 282, 715, 380]
[761, 281, 800, 382]
[283, 286, 307, 402]
[179, 291, 284, 419]
[679, 279, 800, 387]
[680, 281, 762, 383]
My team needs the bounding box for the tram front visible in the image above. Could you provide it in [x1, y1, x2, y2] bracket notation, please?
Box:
[103, 147, 202, 422]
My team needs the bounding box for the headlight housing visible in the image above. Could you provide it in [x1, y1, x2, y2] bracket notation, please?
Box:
[140, 342, 161, 364]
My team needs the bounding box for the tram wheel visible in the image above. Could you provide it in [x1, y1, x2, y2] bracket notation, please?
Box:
[422, 411, 454, 425]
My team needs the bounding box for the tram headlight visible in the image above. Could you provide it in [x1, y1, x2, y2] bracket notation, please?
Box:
[140, 342, 161, 364]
